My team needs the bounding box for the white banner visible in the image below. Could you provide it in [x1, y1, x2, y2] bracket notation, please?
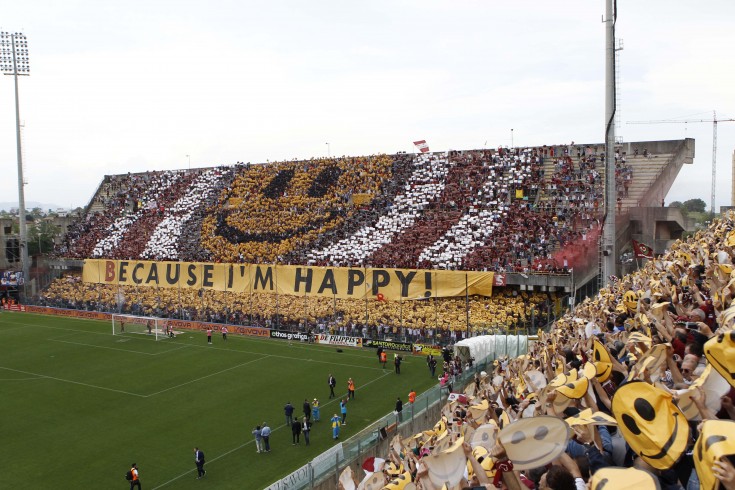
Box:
[316, 334, 363, 348]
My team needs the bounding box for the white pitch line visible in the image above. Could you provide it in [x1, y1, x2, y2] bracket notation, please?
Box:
[48, 338, 160, 356]
[47, 337, 191, 356]
[5, 318, 391, 370]
[143, 356, 270, 398]
[0, 325, 33, 334]
[150, 369, 394, 489]
[0, 365, 146, 397]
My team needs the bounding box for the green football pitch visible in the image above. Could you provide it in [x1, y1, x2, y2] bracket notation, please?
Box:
[1, 312, 438, 489]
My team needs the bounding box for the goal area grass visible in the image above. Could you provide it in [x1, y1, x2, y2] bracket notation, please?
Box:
[1, 312, 438, 489]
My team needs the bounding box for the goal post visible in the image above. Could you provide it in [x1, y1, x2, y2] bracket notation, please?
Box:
[111, 314, 171, 340]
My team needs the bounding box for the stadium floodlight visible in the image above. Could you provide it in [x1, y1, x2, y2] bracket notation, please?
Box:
[1, 32, 30, 298]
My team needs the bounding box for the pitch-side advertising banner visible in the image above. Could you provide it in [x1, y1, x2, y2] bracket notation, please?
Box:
[315, 334, 363, 348]
[83, 259, 494, 300]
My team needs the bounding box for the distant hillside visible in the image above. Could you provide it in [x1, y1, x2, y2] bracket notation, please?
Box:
[0, 201, 65, 212]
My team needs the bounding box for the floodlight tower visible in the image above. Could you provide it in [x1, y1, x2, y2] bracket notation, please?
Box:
[601, 0, 617, 287]
[1, 32, 30, 296]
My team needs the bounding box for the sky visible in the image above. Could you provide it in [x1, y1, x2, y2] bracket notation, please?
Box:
[0, 0, 734, 211]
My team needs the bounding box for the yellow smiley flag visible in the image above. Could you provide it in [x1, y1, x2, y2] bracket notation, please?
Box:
[556, 377, 589, 400]
[693, 419, 735, 490]
[588, 467, 660, 489]
[704, 330, 735, 389]
[423, 437, 466, 489]
[498, 416, 571, 470]
[565, 408, 618, 427]
[592, 338, 613, 383]
[470, 422, 499, 452]
[612, 381, 689, 470]
[674, 364, 731, 421]
[383, 471, 413, 490]
[627, 343, 669, 383]
[469, 400, 489, 421]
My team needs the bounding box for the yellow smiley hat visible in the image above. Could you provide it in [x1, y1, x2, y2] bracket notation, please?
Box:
[612, 381, 690, 470]
[592, 338, 613, 383]
[693, 419, 735, 490]
[588, 467, 661, 489]
[498, 416, 571, 470]
[704, 330, 735, 389]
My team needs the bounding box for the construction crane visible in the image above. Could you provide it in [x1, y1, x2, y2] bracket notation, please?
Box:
[627, 111, 735, 214]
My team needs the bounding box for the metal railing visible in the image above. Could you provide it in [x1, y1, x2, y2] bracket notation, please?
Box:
[266, 357, 497, 490]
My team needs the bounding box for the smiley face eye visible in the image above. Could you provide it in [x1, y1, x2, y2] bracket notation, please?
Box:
[594, 349, 601, 361]
[634, 398, 656, 421]
[511, 431, 526, 444]
[262, 169, 295, 198]
[622, 413, 641, 435]
[308, 166, 343, 198]
[705, 435, 727, 450]
[534, 426, 549, 440]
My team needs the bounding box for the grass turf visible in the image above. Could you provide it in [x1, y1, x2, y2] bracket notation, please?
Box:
[1, 311, 438, 489]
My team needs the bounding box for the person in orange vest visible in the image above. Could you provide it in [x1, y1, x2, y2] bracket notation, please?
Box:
[129, 463, 141, 489]
[380, 351, 387, 369]
[408, 389, 416, 405]
[347, 378, 355, 399]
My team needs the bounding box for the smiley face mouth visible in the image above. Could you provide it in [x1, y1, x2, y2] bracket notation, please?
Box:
[215, 210, 341, 244]
[639, 412, 681, 460]
[510, 445, 566, 467]
[708, 355, 735, 382]
[595, 363, 612, 382]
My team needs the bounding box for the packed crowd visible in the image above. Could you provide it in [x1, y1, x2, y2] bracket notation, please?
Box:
[55, 143, 635, 274]
[141, 168, 233, 261]
[200, 154, 397, 264]
[36, 275, 556, 336]
[337, 213, 735, 490]
[57, 168, 233, 261]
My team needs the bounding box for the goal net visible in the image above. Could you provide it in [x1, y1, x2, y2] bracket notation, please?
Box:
[111, 314, 172, 341]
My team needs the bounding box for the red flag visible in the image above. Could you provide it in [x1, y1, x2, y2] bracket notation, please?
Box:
[632, 239, 654, 259]
[413, 140, 430, 153]
[362, 456, 386, 473]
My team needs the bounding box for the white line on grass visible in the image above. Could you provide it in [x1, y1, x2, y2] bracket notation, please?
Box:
[0, 325, 33, 334]
[0, 365, 147, 397]
[143, 356, 270, 398]
[150, 369, 393, 489]
[47, 338, 160, 355]
[47, 337, 190, 356]
[6, 318, 392, 370]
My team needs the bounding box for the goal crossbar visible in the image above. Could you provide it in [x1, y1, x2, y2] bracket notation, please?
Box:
[111, 314, 172, 341]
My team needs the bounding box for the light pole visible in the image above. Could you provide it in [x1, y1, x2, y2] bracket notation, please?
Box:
[326, 142, 330, 158]
[186, 154, 191, 170]
[1, 32, 30, 299]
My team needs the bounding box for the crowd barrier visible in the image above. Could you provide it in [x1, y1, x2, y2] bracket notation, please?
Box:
[266, 356, 496, 490]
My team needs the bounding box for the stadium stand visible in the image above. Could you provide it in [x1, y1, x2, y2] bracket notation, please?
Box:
[45, 141, 689, 335]
[56, 144, 629, 272]
[37, 273, 558, 336]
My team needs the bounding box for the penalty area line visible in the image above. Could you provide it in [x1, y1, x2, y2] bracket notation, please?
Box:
[0, 365, 146, 397]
